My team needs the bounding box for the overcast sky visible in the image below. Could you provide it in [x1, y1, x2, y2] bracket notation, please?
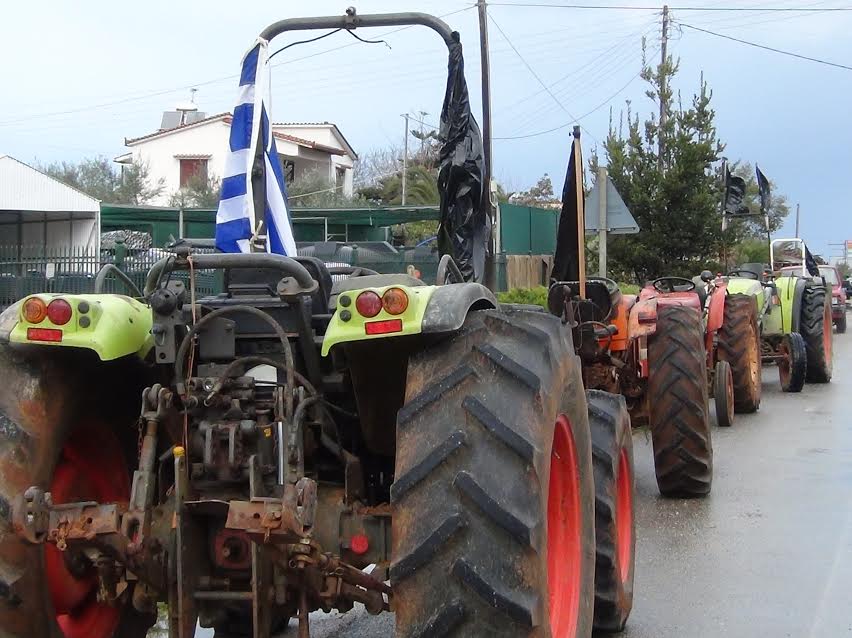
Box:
[1, 0, 849, 257]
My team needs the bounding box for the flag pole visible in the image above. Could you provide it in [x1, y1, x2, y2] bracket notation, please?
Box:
[720, 159, 728, 273]
[574, 126, 586, 299]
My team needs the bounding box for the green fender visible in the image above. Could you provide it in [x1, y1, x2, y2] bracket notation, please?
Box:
[1, 294, 154, 361]
[772, 276, 805, 334]
[725, 277, 765, 310]
[322, 282, 497, 356]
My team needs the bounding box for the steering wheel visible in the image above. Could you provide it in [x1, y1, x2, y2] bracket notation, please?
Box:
[326, 265, 380, 278]
[727, 269, 760, 280]
[652, 277, 696, 293]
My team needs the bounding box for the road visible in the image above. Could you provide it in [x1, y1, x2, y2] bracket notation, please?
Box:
[200, 330, 852, 638]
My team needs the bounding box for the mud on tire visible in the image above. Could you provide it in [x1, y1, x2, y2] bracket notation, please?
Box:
[800, 284, 832, 383]
[0, 348, 154, 638]
[587, 390, 635, 633]
[647, 306, 713, 498]
[717, 293, 762, 413]
[391, 309, 595, 638]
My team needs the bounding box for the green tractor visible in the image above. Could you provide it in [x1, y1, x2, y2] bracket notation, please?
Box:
[726, 238, 832, 392]
[0, 10, 636, 638]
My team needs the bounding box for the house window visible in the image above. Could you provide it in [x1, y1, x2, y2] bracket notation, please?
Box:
[278, 155, 295, 184]
[179, 158, 208, 187]
[335, 166, 347, 187]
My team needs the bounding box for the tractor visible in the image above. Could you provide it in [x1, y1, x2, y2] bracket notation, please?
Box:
[545, 133, 711, 500]
[0, 10, 636, 638]
[726, 238, 832, 392]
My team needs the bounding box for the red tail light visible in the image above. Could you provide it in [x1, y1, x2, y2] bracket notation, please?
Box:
[27, 328, 62, 342]
[47, 299, 72, 325]
[23, 297, 47, 323]
[355, 291, 383, 318]
[365, 319, 403, 335]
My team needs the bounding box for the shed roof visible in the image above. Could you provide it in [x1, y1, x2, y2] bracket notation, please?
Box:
[0, 155, 100, 214]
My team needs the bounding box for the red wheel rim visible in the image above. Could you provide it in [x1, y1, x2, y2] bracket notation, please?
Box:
[46, 422, 131, 638]
[615, 448, 633, 583]
[547, 415, 582, 638]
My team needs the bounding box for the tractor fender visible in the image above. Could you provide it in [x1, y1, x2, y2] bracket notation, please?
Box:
[2, 294, 154, 361]
[607, 294, 636, 352]
[775, 276, 806, 333]
[628, 296, 658, 338]
[422, 282, 498, 334]
[706, 283, 727, 336]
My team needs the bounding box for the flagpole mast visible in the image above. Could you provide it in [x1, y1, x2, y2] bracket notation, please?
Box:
[574, 126, 586, 299]
[721, 159, 728, 272]
[478, 0, 498, 290]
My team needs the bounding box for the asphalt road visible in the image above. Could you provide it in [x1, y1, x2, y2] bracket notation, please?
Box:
[200, 329, 852, 638]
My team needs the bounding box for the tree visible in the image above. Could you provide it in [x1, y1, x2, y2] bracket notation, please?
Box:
[510, 174, 559, 208]
[591, 49, 725, 282]
[837, 262, 851, 279]
[287, 168, 370, 209]
[41, 156, 164, 205]
[169, 173, 221, 208]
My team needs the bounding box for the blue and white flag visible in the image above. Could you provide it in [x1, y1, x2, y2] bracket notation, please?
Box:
[215, 39, 297, 256]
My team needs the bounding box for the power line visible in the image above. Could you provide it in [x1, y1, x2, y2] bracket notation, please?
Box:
[679, 22, 852, 71]
[487, 12, 598, 142]
[494, 65, 647, 139]
[0, 5, 476, 128]
[490, 2, 852, 10]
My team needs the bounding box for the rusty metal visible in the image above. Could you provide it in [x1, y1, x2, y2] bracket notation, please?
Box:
[226, 499, 304, 544]
[212, 527, 253, 571]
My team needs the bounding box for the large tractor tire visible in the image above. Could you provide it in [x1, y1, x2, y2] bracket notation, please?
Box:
[717, 293, 762, 413]
[0, 348, 155, 638]
[836, 311, 847, 334]
[647, 306, 713, 498]
[801, 284, 833, 383]
[391, 309, 596, 638]
[587, 391, 635, 633]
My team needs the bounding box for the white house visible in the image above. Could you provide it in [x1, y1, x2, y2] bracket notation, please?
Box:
[0, 155, 100, 251]
[115, 110, 358, 206]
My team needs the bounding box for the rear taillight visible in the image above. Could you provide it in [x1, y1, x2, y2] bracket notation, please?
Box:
[27, 328, 62, 342]
[382, 288, 409, 315]
[47, 299, 72, 325]
[355, 291, 383, 318]
[23, 297, 47, 323]
[365, 319, 403, 335]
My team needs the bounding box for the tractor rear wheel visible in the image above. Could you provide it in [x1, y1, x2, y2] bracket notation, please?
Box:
[0, 350, 155, 638]
[587, 390, 635, 633]
[801, 284, 832, 383]
[647, 306, 713, 497]
[391, 309, 595, 638]
[717, 293, 762, 413]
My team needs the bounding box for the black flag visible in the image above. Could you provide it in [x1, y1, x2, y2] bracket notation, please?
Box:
[756, 165, 771, 214]
[551, 129, 584, 283]
[804, 245, 821, 277]
[437, 33, 486, 283]
[724, 167, 749, 216]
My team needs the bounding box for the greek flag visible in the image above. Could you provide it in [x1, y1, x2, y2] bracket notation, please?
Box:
[215, 39, 296, 256]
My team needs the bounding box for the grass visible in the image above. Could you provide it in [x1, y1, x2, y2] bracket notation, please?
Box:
[497, 283, 641, 309]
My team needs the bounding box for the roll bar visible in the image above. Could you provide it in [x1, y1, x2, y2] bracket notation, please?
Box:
[259, 8, 456, 48]
[144, 253, 317, 296]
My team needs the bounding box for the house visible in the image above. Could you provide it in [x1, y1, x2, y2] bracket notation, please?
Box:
[115, 107, 358, 206]
[0, 155, 100, 252]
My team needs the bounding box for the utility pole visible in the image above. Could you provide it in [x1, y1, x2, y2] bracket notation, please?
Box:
[658, 5, 669, 170]
[597, 166, 608, 277]
[401, 113, 409, 206]
[795, 202, 800, 237]
[477, 0, 497, 289]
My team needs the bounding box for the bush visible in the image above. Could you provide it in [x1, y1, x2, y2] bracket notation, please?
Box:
[497, 283, 641, 310]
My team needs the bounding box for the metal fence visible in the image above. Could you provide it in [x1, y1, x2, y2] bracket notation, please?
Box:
[0, 242, 445, 309]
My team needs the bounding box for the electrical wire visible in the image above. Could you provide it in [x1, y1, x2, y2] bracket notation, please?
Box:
[487, 12, 598, 143]
[679, 22, 852, 71]
[489, 2, 852, 10]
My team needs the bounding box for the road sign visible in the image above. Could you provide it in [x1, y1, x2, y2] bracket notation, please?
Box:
[584, 177, 639, 234]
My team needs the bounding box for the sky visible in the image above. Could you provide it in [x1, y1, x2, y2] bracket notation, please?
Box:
[1, 0, 850, 258]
